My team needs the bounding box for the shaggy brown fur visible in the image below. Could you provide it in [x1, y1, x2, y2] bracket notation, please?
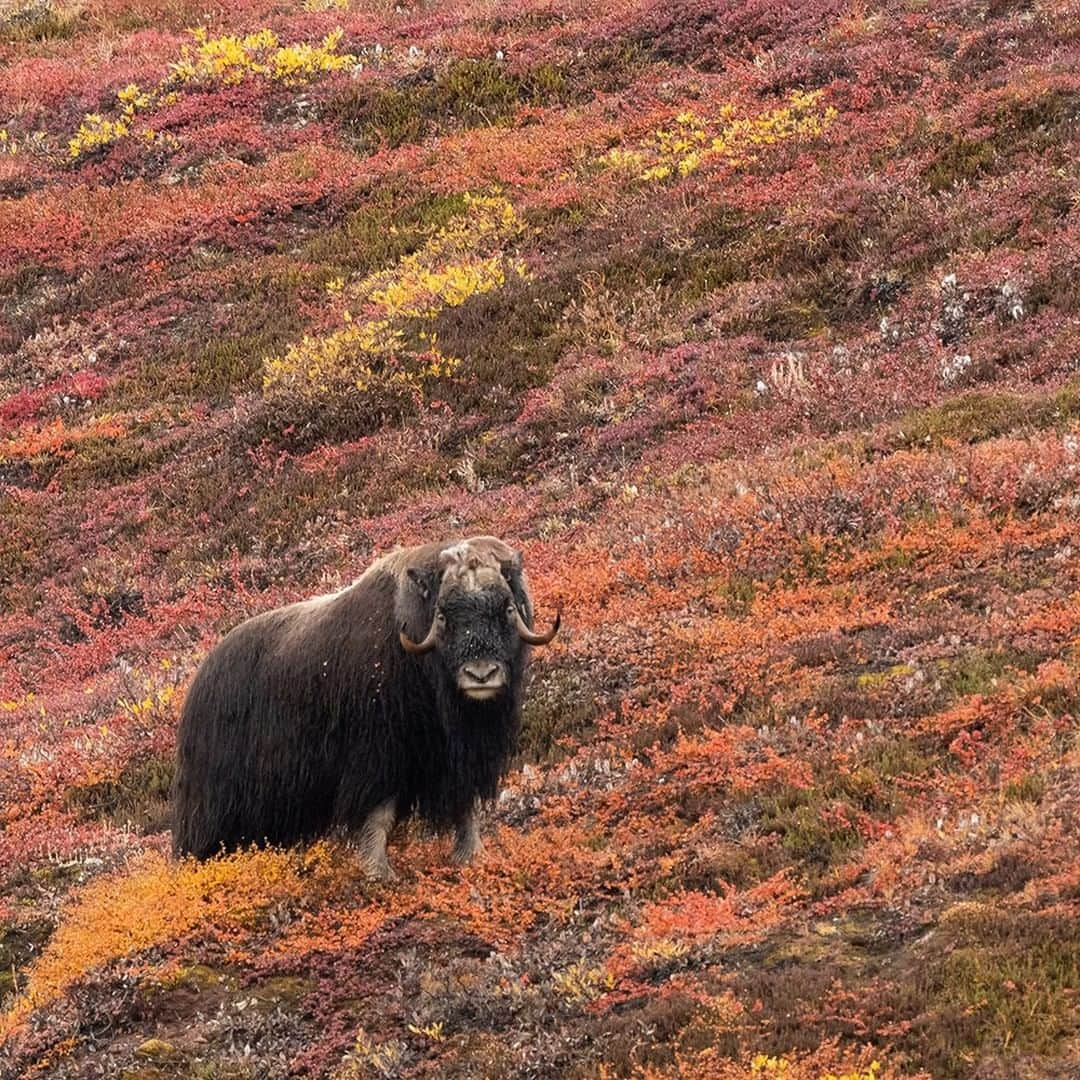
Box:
[171, 536, 557, 873]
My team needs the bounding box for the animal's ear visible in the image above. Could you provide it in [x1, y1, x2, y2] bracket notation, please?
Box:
[406, 566, 437, 600]
[502, 557, 531, 619]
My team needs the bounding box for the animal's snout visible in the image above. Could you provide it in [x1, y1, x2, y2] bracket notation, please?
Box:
[462, 661, 499, 684]
[458, 658, 507, 700]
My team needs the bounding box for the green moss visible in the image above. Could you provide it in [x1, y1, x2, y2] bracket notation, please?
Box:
[888, 378, 1080, 450]
[903, 905, 1080, 1076]
[187, 337, 267, 398]
[855, 663, 915, 690]
[134, 1039, 180, 1061]
[891, 393, 1030, 448]
[522, 199, 588, 234]
[1003, 772, 1047, 803]
[775, 803, 862, 867]
[937, 648, 1040, 698]
[298, 189, 470, 278]
[155, 964, 237, 994]
[111, 272, 317, 410]
[248, 974, 313, 1010]
[882, 544, 917, 571]
[29, 862, 85, 888]
[597, 229, 749, 311]
[437, 57, 523, 120]
[64, 753, 174, 833]
[699, 842, 790, 891]
[997, 87, 1080, 137]
[757, 786, 863, 870]
[924, 135, 997, 193]
[179, 283, 309, 401]
[328, 58, 571, 151]
[828, 766, 897, 815]
[719, 573, 756, 616]
[525, 62, 568, 100]
[860, 735, 934, 782]
[432, 271, 572, 410]
[806, 737, 934, 828]
[52, 435, 171, 490]
[1049, 376, 1080, 418]
[186, 1064, 260, 1079]
[796, 539, 830, 582]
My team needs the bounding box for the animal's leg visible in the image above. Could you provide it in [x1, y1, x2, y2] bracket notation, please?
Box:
[359, 799, 397, 880]
[451, 807, 484, 866]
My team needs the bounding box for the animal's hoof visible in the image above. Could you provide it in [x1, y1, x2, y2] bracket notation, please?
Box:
[364, 859, 398, 882]
[451, 840, 484, 867]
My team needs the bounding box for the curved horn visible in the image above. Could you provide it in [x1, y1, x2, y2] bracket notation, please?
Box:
[400, 619, 439, 655]
[514, 607, 561, 646]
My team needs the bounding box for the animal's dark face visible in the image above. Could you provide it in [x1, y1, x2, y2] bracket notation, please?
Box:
[433, 579, 520, 701]
[400, 540, 560, 702]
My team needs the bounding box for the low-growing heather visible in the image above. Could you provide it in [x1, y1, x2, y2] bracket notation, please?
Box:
[1, 0, 1078, 1076]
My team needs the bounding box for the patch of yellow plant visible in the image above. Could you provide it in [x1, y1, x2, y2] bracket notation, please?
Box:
[170, 26, 354, 88]
[600, 91, 837, 182]
[68, 28, 353, 158]
[821, 1063, 883, 1080]
[0, 843, 350, 1038]
[751, 1056, 884, 1080]
[263, 192, 527, 405]
[551, 961, 616, 1003]
[1, 692, 35, 712]
[630, 937, 689, 962]
[119, 682, 176, 726]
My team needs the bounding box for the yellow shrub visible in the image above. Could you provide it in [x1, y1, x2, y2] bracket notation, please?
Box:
[0, 844, 347, 1036]
[272, 28, 354, 86]
[262, 192, 527, 410]
[551, 961, 616, 1004]
[630, 937, 689, 963]
[169, 26, 353, 87]
[752, 1057, 792, 1077]
[601, 91, 837, 182]
[68, 28, 353, 158]
[751, 1056, 884, 1080]
[68, 114, 129, 158]
[821, 1064, 882, 1080]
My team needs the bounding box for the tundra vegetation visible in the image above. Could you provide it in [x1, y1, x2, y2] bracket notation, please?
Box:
[0, 0, 1078, 1077]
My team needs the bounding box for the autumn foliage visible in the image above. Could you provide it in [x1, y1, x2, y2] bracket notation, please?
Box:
[1, 0, 1079, 1077]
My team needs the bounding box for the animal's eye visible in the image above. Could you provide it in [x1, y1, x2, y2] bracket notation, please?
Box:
[505, 601, 516, 618]
[436, 611, 447, 625]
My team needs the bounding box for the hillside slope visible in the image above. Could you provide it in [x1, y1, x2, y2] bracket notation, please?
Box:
[1, 1, 1078, 1077]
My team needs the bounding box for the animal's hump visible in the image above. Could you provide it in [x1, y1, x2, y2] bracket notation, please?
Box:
[437, 538, 516, 592]
[369, 535, 521, 580]
[457, 535, 519, 563]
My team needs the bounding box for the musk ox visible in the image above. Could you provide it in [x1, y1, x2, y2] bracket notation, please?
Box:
[171, 536, 559, 876]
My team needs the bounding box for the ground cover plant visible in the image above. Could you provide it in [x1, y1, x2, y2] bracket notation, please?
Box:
[0, 0, 1078, 1076]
